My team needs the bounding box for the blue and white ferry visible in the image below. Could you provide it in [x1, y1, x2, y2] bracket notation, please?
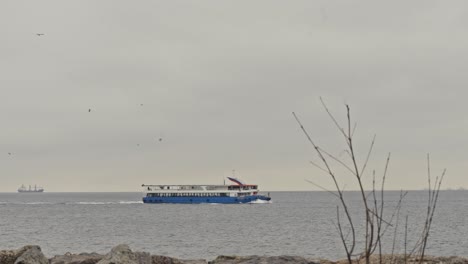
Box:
[142, 177, 271, 204]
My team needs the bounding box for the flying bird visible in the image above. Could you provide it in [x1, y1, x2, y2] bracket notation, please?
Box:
[36, 33, 45, 36]
[88, 109, 91, 112]
[158, 138, 162, 142]
[140, 104, 144, 106]
[8, 152, 12, 155]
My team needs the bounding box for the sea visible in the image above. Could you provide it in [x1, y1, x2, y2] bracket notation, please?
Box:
[0, 191, 466, 260]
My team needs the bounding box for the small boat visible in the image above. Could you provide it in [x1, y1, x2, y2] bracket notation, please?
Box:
[18, 184, 44, 193]
[142, 177, 271, 204]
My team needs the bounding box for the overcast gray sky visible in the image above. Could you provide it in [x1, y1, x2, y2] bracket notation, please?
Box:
[1, 0, 467, 192]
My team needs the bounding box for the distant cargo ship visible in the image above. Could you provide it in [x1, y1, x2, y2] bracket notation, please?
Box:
[18, 184, 44, 193]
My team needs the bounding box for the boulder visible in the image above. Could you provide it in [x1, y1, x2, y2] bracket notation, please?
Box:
[96, 244, 151, 264]
[151, 255, 184, 264]
[0, 245, 38, 264]
[152, 255, 207, 264]
[49, 252, 104, 264]
[14, 245, 48, 264]
[209, 255, 319, 264]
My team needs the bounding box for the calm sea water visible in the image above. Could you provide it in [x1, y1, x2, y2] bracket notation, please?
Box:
[0, 191, 466, 260]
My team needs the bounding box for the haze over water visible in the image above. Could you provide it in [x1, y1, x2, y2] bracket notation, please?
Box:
[0, 191, 466, 260]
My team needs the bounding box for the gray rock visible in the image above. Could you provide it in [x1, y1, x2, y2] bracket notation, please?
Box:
[0, 245, 38, 264]
[176, 260, 208, 264]
[151, 255, 207, 264]
[96, 244, 151, 264]
[151, 255, 184, 264]
[135, 251, 152, 264]
[49, 252, 104, 264]
[209, 255, 319, 264]
[13, 246, 48, 264]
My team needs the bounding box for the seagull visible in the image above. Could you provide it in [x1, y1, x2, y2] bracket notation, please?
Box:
[36, 33, 45, 36]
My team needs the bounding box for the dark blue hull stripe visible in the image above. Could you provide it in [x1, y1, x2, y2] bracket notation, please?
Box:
[143, 195, 271, 204]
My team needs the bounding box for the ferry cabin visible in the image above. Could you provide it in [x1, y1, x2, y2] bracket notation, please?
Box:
[142, 184, 270, 204]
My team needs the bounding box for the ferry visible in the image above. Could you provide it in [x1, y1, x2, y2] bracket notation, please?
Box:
[142, 177, 271, 204]
[18, 184, 44, 193]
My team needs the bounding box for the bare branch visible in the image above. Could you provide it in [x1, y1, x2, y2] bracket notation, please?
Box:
[309, 160, 328, 174]
[319, 97, 348, 140]
[304, 179, 340, 198]
[318, 146, 356, 175]
[360, 134, 377, 177]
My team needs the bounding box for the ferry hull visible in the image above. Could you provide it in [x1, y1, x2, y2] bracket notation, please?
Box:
[143, 195, 271, 204]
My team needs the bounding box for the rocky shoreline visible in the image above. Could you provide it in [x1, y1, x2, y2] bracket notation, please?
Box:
[1, 244, 467, 264]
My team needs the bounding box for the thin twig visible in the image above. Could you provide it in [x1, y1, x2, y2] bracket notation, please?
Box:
[304, 179, 339, 198]
[359, 134, 377, 177]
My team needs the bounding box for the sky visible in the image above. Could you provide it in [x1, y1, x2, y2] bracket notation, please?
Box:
[1, 0, 467, 192]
